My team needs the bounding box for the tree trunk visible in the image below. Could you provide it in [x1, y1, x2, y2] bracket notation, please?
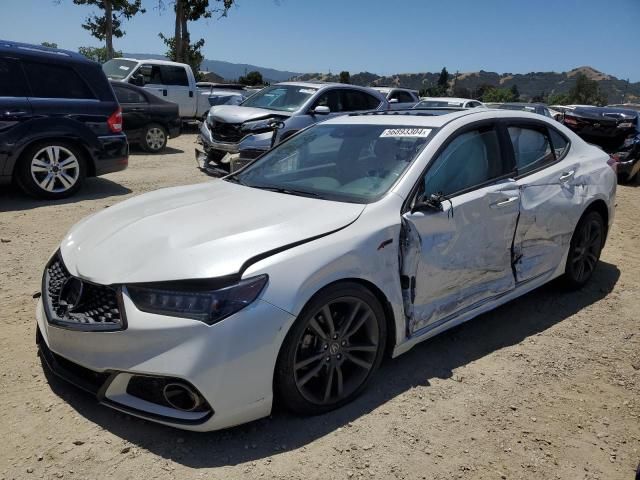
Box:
[174, 0, 183, 62]
[105, 0, 114, 59]
[180, 9, 189, 64]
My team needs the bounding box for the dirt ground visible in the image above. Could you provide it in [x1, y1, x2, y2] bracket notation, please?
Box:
[1, 132, 638, 480]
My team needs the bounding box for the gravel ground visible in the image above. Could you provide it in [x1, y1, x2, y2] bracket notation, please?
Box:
[1, 133, 638, 480]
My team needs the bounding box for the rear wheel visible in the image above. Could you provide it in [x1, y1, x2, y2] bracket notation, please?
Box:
[16, 141, 85, 199]
[275, 282, 386, 415]
[141, 124, 168, 153]
[562, 211, 605, 289]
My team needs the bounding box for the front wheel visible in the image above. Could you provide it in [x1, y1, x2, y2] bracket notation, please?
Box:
[141, 124, 168, 153]
[561, 211, 605, 289]
[275, 282, 386, 415]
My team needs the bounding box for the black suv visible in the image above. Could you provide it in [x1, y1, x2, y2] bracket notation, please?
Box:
[0, 40, 128, 199]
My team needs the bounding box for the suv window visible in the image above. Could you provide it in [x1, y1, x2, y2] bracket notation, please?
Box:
[113, 85, 147, 104]
[160, 65, 189, 86]
[23, 62, 95, 99]
[508, 126, 554, 174]
[341, 89, 380, 111]
[390, 90, 415, 103]
[0, 58, 28, 97]
[422, 126, 504, 197]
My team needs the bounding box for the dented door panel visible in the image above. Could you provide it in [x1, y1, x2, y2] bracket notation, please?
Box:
[513, 161, 584, 283]
[402, 180, 520, 334]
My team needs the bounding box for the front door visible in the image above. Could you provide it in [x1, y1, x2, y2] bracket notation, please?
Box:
[402, 123, 519, 334]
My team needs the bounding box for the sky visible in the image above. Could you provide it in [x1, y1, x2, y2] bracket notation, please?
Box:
[1, 0, 639, 80]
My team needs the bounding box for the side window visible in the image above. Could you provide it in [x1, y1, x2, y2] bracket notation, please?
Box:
[508, 126, 554, 175]
[548, 128, 569, 159]
[0, 58, 28, 97]
[138, 64, 163, 85]
[313, 89, 343, 112]
[422, 126, 504, 197]
[22, 62, 95, 99]
[160, 66, 189, 86]
[394, 91, 415, 103]
[341, 90, 380, 111]
[113, 85, 147, 104]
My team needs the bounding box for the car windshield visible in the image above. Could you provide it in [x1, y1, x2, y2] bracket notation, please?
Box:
[102, 59, 138, 80]
[240, 85, 318, 112]
[416, 100, 464, 108]
[231, 123, 433, 203]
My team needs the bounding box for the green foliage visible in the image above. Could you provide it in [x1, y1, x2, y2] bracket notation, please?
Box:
[547, 92, 571, 105]
[510, 84, 520, 101]
[73, 0, 145, 41]
[437, 67, 449, 87]
[568, 73, 607, 106]
[339, 71, 350, 84]
[239, 71, 264, 86]
[40, 42, 58, 48]
[481, 86, 516, 103]
[78, 45, 122, 63]
[159, 34, 205, 78]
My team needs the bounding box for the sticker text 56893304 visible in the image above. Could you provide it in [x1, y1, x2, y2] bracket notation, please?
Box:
[380, 128, 432, 138]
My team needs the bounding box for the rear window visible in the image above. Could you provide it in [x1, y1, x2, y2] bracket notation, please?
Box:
[23, 62, 95, 99]
[160, 66, 189, 86]
[0, 58, 28, 97]
[113, 85, 146, 104]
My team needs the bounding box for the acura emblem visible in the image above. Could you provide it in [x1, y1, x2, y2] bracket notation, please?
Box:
[58, 277, 84, 313]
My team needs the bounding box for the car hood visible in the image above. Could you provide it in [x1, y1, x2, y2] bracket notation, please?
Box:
[60, 181, 364, 285]
[208, 105, 291, 123]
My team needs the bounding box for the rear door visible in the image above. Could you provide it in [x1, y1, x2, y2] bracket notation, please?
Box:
[159, 65, 194, 118]
[0, 56, 33, 175]
[402, 122, 520, 333]
[112, 84, 149, 139]
[507, 122, 581, 283]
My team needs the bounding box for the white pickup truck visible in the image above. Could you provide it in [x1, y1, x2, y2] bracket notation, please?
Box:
[103, 58, 213, 121]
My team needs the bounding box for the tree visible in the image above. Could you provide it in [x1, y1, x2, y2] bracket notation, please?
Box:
[510, 84, 520, 102]
[238, 71, 263, 86]
[339, 71, 350, 84]
[79, 45, 122, 63]
[547, 92, 571, 105]
[40, 42, 58, 48]
[568, 73, 607, 106]
[437, 67, 449, 88]
[159, 33, 206, 79]
[481, 86, 515, 103]
[159, 0, 233, 65]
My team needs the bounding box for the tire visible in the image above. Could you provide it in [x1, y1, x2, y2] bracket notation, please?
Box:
[561, 210, 605, 290]
[16, 141, 86, 200]
[275, 282, 387, 415]
[141, 124, 168, 153]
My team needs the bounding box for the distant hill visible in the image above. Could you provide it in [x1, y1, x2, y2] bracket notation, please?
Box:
[293, 66, 640, 104]
[123, 53, 301, 83]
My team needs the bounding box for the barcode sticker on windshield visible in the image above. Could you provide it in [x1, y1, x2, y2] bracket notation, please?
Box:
[380, 128, 431, 138]
[298, 88, 316, 94]
[119, 65, 130, 71]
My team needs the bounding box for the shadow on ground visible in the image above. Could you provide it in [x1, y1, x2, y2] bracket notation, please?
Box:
[0, 178, 131, 213]
[42, 261, 620, 468]
[128, 145, 185, 156]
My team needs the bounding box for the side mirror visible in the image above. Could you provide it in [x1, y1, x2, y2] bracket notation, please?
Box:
[312, 106, 330, 115]
[411, 193, 445, 214]
[388, 98, 399, 104]
[129, 74, 144, 87]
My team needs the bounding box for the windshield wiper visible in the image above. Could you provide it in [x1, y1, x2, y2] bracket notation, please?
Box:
[248, 184, 326, 199]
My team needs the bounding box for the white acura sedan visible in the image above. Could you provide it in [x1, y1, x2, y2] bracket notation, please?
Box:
[37, 109, 616, 431]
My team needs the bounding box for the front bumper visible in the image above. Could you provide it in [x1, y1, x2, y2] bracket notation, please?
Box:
[36, 291, 295, 431]
[617, 156, 640, 180]
[198, 121, 272, 156]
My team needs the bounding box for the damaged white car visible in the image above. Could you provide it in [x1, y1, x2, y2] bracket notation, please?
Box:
[37, 109, 616, 431]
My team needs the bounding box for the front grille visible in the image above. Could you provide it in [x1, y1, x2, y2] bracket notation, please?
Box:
[209, 120, 244, 143]
[43, 252, 125, 331]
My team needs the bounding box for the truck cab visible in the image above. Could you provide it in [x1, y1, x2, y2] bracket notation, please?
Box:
[103, 58, 204, 120]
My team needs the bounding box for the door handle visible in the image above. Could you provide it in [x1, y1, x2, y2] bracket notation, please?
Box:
[491, 196, 519, 208]
[559, 170, 575, 182]
[162, 89, 167, 96]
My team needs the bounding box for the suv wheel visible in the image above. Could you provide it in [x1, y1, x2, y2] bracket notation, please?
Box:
[17, 141, 86, 199]
[142, 124, 168, 153]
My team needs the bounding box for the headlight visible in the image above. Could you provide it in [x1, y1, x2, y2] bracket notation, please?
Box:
[127, 275, 268, 325]
[241, 118, 276, 133]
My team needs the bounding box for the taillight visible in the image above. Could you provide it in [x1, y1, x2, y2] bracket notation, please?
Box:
[107, 107, 123, 133]
[607, 155, 618, 173]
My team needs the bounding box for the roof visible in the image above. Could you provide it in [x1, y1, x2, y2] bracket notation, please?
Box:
[419, 97, 477, 103]
[0, 39, 88, 62]
[276, 81, 343, 89]
[115, 57, 190, 68]
[373, 87, 419, 93]
[324, 108, 558, 128]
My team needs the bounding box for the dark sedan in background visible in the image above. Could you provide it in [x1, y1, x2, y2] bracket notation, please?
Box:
[110, 81, 181, 153]
[563, 106, 638, 151]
